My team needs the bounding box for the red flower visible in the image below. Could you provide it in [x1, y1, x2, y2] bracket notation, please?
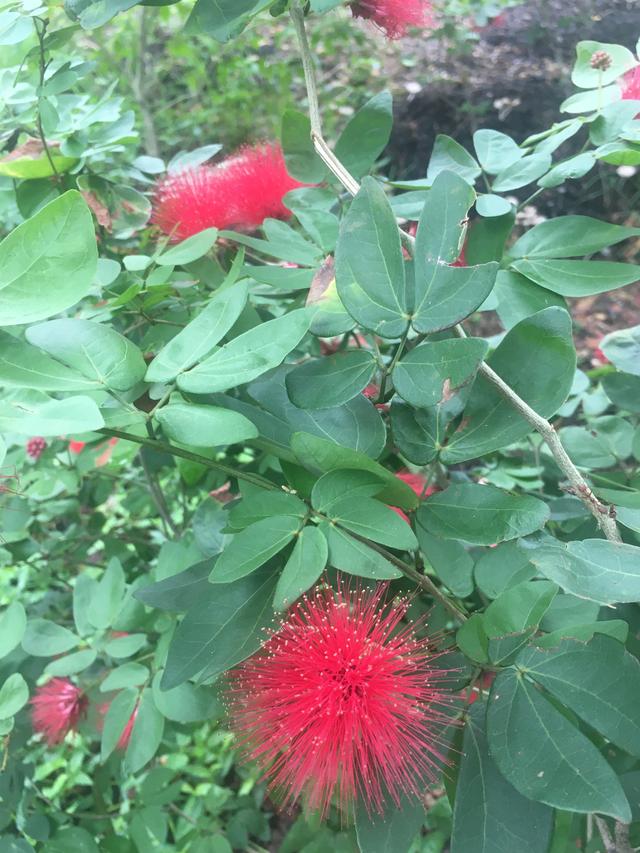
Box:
[620, 66, 640, 101]
[592, 346, 610, 367]
[117, 707, 138, 750]
[26, 437, 47, 460]
[228, 578, 451, 817]
[69, 440, 86, 454]
[350, 0, 433, 39]
[31, 679, 88, 745]
[95, 436, 118, 467]
[151, 142, 306, 241]
[391, 470, 438, 522]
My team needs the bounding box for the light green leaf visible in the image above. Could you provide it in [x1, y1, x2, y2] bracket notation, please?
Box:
[101, 687, 138, 762]
[281, 110, 326, 183]
[0, 391, 104, 436]
[601, 325, 640, 376]
[0, 331, 99, 392]
[155, 400, 258, 447]
[529, 539, 640, 605]
[124, 688, 165, 774]
[22, 619, 79, 657]
[572, 41, 637, 88]
[44, 649, 97, 677]
[145, 280, 249, 383]
[0, 602, 27, 659]
[0, 191, 97, 326]
[493, 271, 566, 330]
[178, 309, 310, 393]
[87, 558, 126, 630]
[0, 673, 29, 720]
[273, 525, 328, 611]
[492, 154, 551, 192]
[26, 320, 146, 391]
[473, 129, 524, 174]
[152, 671, 222, 723]
[210, 516, 302, 583]
[156, 228, 217, 266]
[427, 135, 481, 184]
[417, 484, 550, 546]
[100, 663, 149, 693]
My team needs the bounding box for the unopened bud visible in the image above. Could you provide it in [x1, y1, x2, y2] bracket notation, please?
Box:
[590, 50, 612, 71]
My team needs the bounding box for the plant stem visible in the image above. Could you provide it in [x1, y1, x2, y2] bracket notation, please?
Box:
[98, 428, 277, 491]
[290, 6, 622, 546]
[138, 450, 179, 536]
[33, 18, 60, 183]
[379, 327, 409, 402]
[594, 816, 616, 853]
[453, 325, 622, 543]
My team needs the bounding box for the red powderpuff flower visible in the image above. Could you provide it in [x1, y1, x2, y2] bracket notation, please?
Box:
[26, 437, 47, 460]
[227, 578, 451, 817]
[69, 439, 86, 454]
[151, 142, 305, 241]
[621, 66, 640, 101]
[31, 678, 88, 745]
[392, 470, 438, 523]
[351, 0, 433, 39]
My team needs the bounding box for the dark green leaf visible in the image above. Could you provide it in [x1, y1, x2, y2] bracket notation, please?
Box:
[124, 688, 164, 774]
[311, 469, 386, 513]
[355, 793, 425, 853]
[185, 0, 259, 41]
[412, 261, 498, 335]
[417, 484, 550, 546]
[602, 372, 640, 412]
[152, 672, 222, 723]
[426, 135, 481, 184]
[416, 530, 474, 597]
[228, 484, 307, 529]
[393, 338, 488, 408]
[285, 350, 377, 410]
[415, 170, 475, 264]
[273, 525, 328, 611]
[281, 110, 327, 183]
[135, 562, 211, 612]
[210, 515, 302, 583]
[334, 92, 393, 179]
[450, 704, 553, 853]
[474, 541, 536, 599]
[512, 259, 640, 297]
[494, 271, 565, 330]
[487, 669, 631, 820]
[327, 496, 418, 550]
[320, 522, 402, 580]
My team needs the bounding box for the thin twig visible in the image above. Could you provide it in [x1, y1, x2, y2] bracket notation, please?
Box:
[33, 18, 60, 182]
[99, 428, 277, 491]
[138, 450, 179, 536]
[594, 816, 616, 853]
[290, 5, 622, 545]
[614, 822, 634, 853]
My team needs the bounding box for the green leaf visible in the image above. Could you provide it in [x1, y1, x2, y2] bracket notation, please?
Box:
[393, 338, 488, 408]
[135, 562, 211, 612]
[221, 223, 322, 265]
[474, 540, 536, 599]
[335, 177, 409, 338]
[492, 154, 551, 192]
[494, 271, 566, 330]
[335, 91, 393, 179]
[476, 194, 513, 217]
[457, 613, 489, 663]
[155, 400, 257, 447]
[162, 565, 277, 689]
[156, 228, 217, 266]
[100, 663, 149, 692]
[104, 633, 146, 658]
[311, 469, 386, 513]
[228, 485, 307, 529]
[412, 262, 499, 335]
[22, 619, 79, 656]
[101, 688, 138, 762]
[416, 531, 474, 597]
[210, 516, 302, 583]
[46, 826, 99, 853]
[0, 191, 97, 326]
[511, 258, 640, 297]
[152, 672, 222, 723]
[601, 325, 640, 376]
[320, 522, 401, 580]
[0, 331, 99, 392]
[285, 350, 377, 410]
[44, 649, 97, 677]
[281, 110, 327, 183]
[427, 135, 481, 184]
[0, 602, 26, 659]
[145, 280, 248, 383]
[417, 484, 550, 546]
[355, 793, 425, 853]
[87, 558, 126, 630]
[450, 704, 553, 853]
[389, 401, 449, 465]
[487, 669, 631, 821]
[415, 170, 472, 254]
[509, 215, 640, 259]
[185, 0, 259, 41]
[483, 580, 557, 662]
[473, 129, 524, 175]
[123, 687, 164, 774]
[441, 308, 576, 463]
[290, 432, 418, 511]
[519, 636, 640, 756]
[273, 525, 328, 611]
[178, 309, 310, 393]
[602, 372, 640, 412]
[26, 320, 146, 392]
[326, 496, 418, 550]
[529, 539, 640, 605]
[572, 40, 637, 88]
[0, 674, 29, 720]
[0, 391, 104, 436]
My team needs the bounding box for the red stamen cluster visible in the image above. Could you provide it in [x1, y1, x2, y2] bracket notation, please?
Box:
[350, 0, 434, 39]
[26, 437, 47, 460]
[31, 678, 88, 745]
[227, 578, 451, 817]
[151, 142, 305, 241]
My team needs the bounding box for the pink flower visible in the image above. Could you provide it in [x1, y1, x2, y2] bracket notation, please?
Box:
[31, 679, 88, 745]
[592, 346, 610, 367]
[391, 470, 438, 523]
[116, 707, 138, 750]
[350, 0, 434, 39]
[620, 66, 640, 101]
[95, 437, 118, 467]
[151, 142, 306, 241]
[227, 577, 451, 817]
[26, 437, 47, 460]
[69, 440, 86, 454]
